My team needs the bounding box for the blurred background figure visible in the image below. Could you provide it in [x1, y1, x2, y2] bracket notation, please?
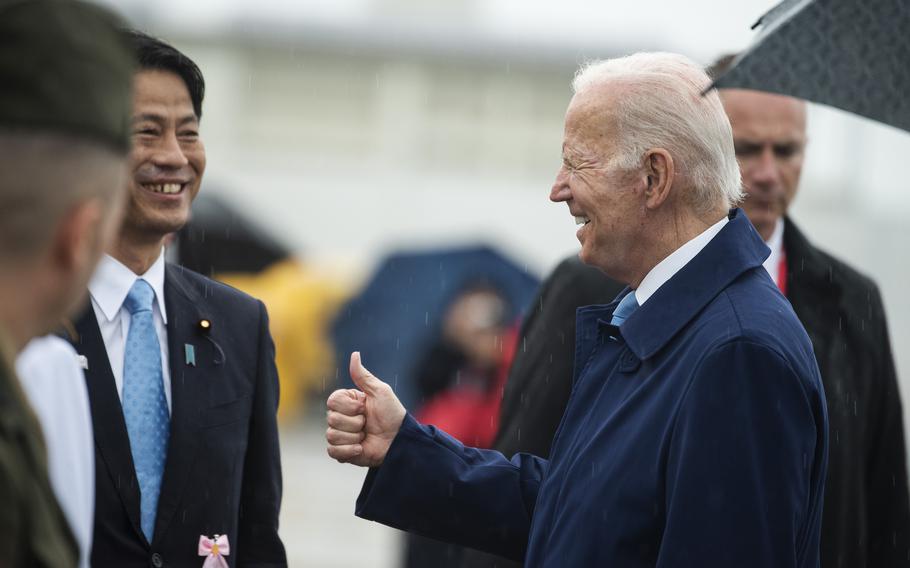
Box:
[407, 284, 519, 568]
[414, 284, 517, 448]
[331, 246, 538, 414]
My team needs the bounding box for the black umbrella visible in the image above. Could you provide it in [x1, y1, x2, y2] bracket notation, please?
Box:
[712, 0, 910, 132]
[176, 192, 291, 276]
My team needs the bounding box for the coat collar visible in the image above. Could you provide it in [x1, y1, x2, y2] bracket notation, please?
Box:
[616, 208, 770, 360]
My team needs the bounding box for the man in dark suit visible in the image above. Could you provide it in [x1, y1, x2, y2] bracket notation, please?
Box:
[69, 32, 287, 567]
[0, 1, 134, 565]
[714, 70, 910, 566]
[327, 53, 828, 567]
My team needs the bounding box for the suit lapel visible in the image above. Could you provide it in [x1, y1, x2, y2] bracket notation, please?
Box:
[153, 264, 208, 543]
[72, 307, 146, 543]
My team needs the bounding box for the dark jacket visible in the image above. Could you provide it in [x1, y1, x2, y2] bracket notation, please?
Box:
[784, 218, 910, 568]
[0, 333, 78, 567]
[70, 265, 287, 568]
[358, 210, 828, 567]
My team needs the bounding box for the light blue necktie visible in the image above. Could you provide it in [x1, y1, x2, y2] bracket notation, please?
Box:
[122, 278, 170, 542]
[610, 291, 640, 326]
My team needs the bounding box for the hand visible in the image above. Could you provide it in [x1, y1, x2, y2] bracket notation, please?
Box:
[326, 351, 406, 467]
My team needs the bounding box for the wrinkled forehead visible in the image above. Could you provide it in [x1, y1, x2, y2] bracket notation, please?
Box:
[563, 88, 621, 154]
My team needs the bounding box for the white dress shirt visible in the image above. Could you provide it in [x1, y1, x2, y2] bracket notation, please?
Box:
[635, 216, 729, 306]
[762, 217, 785, 287]
[16, 335, 94, 568]
[88, 252, 172, 413]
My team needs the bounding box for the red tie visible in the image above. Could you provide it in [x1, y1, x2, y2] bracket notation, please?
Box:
[776, 250, 788, 295]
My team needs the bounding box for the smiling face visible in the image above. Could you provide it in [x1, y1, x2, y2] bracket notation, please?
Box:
[124, 69, 206, 240]
[549, 88, 646, 282]
[719, 89, 806, 241]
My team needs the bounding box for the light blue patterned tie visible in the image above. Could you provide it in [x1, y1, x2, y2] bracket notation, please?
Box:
[122, 278, 169, 542]
[610, 291, 640, 326]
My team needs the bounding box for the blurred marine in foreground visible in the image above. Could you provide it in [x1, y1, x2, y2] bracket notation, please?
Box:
[0, 0, 134, 565]
[328, 52, 828, 567]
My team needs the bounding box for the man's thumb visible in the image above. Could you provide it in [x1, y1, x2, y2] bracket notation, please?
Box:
[350, 351, 383, 395]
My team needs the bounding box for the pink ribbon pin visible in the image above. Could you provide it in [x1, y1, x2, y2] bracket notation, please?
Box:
[198, 534, 230, 568]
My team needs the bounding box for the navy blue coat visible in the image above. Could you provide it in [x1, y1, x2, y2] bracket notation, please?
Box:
[356, 209, 828, 567]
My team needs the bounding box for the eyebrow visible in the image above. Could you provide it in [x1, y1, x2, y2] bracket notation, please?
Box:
[734, 136, 803, 146]
[132, 112, 199, 125]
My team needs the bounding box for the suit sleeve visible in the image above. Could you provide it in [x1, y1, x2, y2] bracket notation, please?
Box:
[356, 414, 548, 562]
[658, 340, 827, 568]
[865, 288, 910, 566]
[237, 301, 287, 567]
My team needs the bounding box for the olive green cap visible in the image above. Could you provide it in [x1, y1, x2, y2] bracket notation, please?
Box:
[0, 0, 135, 153]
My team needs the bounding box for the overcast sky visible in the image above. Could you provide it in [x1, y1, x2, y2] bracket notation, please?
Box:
[102, 0, 778, 62]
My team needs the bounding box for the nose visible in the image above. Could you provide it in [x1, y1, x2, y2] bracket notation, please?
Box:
[151, 130, 189, 168]
[550, 166, 571, 202]
[745, 146, 780, 191]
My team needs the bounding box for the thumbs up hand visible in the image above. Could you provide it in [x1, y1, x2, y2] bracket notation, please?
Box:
[326, 352, 406, 467]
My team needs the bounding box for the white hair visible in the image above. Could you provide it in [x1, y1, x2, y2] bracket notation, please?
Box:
[572, 52, 743, 213]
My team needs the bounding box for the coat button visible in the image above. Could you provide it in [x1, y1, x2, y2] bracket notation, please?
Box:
[150, 553, 164, 568]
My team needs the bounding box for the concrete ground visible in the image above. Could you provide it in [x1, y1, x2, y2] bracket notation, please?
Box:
[279, 409, 403, 567]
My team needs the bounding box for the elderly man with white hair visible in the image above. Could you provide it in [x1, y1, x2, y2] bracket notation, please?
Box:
[326, 52, 828, 567]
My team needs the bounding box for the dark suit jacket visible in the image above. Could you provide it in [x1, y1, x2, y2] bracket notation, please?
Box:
[359, 210, 828, 567]
[784, 218, 910, 568]
[464, 217, 910, 568]
[71, 264, 286, 568]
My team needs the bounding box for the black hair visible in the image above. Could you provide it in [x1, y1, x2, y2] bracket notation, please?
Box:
[125, 30, 205, 119]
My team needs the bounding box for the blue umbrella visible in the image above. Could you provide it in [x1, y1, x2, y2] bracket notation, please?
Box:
[331, 244, 540, 410]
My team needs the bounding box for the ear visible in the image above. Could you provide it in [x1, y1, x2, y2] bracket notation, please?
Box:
[642, 148, 675, 210]
[50, 199, 104, 277]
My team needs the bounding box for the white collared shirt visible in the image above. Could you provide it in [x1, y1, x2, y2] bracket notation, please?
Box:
[762, 218, 785, 287]
[88, 252, 172, 413]
[635, 216, 729, 306]
[16, 336, 94, 568]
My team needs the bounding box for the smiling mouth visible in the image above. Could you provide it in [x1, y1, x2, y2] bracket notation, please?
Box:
[575, 215, 591, 226]
[141, 182, 186, 195]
